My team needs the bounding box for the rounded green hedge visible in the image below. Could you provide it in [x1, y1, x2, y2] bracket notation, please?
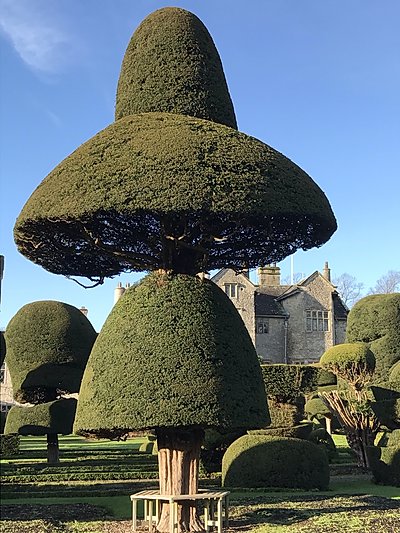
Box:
[346, 294, 400, 385]
[389, 361, 400, 391]
[74, 272, 269, 435]
[5, 301, 97, 401]
[115, 7, 237, 128]
[368, 444, 400, 487]
[0, 330, 5, 366]
[320, 343, 375, 387]
[222, 434, 329, 489]
[305, 397, 331, 419]
[247, 423, 313, 440]
[5, 398, 77, 436]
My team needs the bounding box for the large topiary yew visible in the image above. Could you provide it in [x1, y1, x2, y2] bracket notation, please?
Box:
[5, 301, 96, 463]
[13, 7, 336, 531]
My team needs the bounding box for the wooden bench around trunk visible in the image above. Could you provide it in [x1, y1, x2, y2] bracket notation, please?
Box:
[130, 489, 230, 532]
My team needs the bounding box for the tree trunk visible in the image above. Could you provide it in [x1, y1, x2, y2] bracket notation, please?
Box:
[47, 433, 59, 464]
[156, 427, 205, 533]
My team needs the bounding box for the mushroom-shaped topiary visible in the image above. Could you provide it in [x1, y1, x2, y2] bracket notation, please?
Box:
[13, 7, 336, 531]
[14, 8, 336, 282]
[345, 293, 400, 386]
[320, 342, 375, 391]
[5, 301, 96, 462]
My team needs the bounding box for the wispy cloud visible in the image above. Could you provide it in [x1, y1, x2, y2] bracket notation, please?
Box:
[0, 0, 70, 73]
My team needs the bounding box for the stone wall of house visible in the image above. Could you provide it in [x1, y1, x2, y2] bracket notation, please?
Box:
[255, 317, 286, 363]
[334, 319, 347, 345]
[0, 363, 14, 411]
[283, 276, 335, 363]
[213, 271, 256, 344]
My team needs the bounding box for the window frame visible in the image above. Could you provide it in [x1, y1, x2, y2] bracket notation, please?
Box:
[305, 310, 329, 332]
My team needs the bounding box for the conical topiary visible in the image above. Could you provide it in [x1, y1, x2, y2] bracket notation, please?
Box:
[74, 271, 269, 434]
[115, 7, 237, 127]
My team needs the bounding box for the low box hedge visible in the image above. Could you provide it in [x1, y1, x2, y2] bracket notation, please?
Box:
[0, 434, 20, 456]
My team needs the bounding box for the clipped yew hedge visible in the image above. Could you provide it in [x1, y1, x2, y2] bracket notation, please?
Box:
[368, 445, 400, 487]
[0, 434, 20, 456]
[115, 7, 237, 128]
[75, 272, 269, 436]
[222, 434, 329, 490]
[5, 399, 77, 436]
[261, 364, 319, 403]
[346, 293, 400, 385]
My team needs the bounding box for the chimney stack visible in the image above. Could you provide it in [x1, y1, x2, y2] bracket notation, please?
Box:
[258, 264, 281, 287]
[79, 306, 88, 316]
[114, 282, 126, 304]
[323, 261, 331, 282]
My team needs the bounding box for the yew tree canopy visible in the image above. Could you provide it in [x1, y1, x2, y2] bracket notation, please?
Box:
[115, 7, 237, 128]
[74, 272, 269, 435]
[14, 7, 337, 280]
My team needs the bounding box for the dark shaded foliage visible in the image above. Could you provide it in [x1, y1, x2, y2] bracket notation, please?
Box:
[346, 293, 400, 385]
[368, 445, 400, 487]
[115, 7, 237, 128]
[0, 330, 5, 365]
[74, 272, 269, 436]
[0, 434, 20, 456]
[261, 364, 319, 403]
[5, 399, 77, 436]
[222, 434, 329, 489]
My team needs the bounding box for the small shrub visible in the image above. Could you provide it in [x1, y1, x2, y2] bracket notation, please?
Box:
[268, 399, 303, 427]
[320, 343, 375, 390]
[368, 445, 400, 487]
[0, 434, 20, 456]
[316, 366, 337, 387]
[261, 364, 319, 403]
[222, 434, 329, 490]
[308, 428, 337, 462]
[248, 423, 313, 440]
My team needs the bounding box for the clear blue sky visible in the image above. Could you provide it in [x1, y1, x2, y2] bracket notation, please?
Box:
[1, 0, 399, 332]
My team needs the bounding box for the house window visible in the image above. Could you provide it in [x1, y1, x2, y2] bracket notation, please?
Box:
[224, 283, 238, 298]
[256, 317, 269, 334]
[305, 310, 329, 332]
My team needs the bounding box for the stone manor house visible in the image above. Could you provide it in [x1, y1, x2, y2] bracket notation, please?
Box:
[212, 262, 348, 364]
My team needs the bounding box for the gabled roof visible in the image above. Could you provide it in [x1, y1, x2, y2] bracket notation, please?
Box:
[211, 268, 256, 288]
[255, 292, 288, 317]
[333, 293, 349, 319]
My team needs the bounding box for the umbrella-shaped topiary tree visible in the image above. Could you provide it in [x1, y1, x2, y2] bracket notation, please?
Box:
[13, 7, 336, 531]
[4, 301, 96, 463]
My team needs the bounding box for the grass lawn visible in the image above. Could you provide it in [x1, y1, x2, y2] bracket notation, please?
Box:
[1, 434, 399, 532]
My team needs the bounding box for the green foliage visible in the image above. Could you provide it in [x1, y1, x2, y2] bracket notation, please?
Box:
[387, 430, 400, 447]
[0, 329, 5, 365]
[305, 397, 332, 419]
[115, 7, 237, 128]
[368, 445, 400, 487]
[346, 293, 400, 385]
[75, 272, 269, 435]
[267, 399, 303, 428]
[222, 434, 329, 489]
[308, 427, 338, 462]
[0, 434, 20, 456]
[261, 364, 319, 402]
[320, 343, 375, 389]
[247, 422, 313, 440]
[5, 301, 97, 401]
[15, 112, 337, 278]
[1, 410, 7, 433]
[316, 366, 337, 387]
[5, 399, 77, 436]
[389, 361, 400, 391]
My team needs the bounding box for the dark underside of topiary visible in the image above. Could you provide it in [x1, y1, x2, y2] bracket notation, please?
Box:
[15, 113, 336, 279]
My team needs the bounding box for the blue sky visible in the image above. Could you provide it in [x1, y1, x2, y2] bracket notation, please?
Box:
[1, 0, 399, 332]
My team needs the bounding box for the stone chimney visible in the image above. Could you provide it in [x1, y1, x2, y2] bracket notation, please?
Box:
[114, 282, 126, 304]
[79, 306, 88, 316]
[322, 261, 331, 282]
[258, 264, 281, 287]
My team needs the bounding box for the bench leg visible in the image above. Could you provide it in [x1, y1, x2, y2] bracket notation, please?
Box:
[132, 499, 137, 532]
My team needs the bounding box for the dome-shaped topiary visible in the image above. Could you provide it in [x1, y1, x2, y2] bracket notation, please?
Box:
[74, 272, 269, 435]
[320, 343, 375, 390]
[115, 7, 237, 128]
[346, 293, 400, 385]
[4, 399, 77, 436]
[305, 397, 332, 419]
[5, 301, 97, 401]
[222, 434, 329, 489]
[389, 361, 400, 392]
